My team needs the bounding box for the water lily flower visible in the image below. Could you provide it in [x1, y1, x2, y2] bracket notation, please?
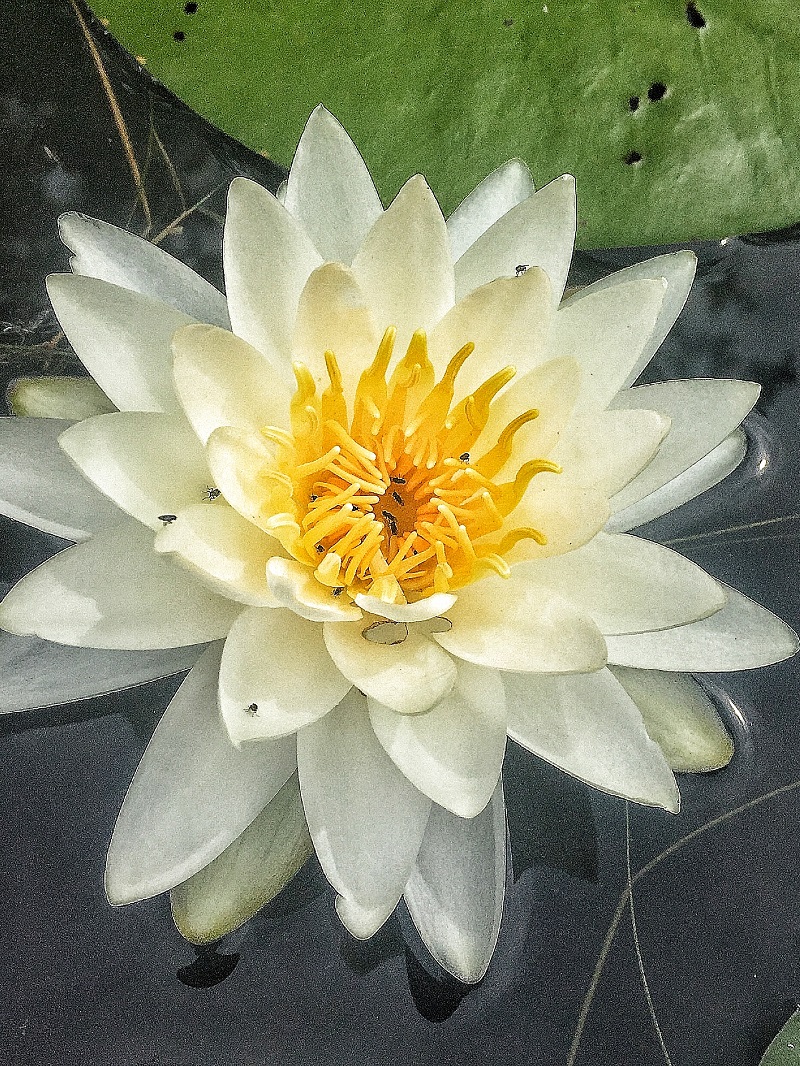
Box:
[1, 107, 796, 985]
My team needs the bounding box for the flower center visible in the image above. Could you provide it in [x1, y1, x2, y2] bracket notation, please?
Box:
[261, 328, 560, 604]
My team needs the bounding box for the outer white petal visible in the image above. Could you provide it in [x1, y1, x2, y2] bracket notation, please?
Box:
[436, 573, 607, 673]
[323, 619, 457, 715]
[155, 503, 279, 607]
[447, 159, 534, 262]
[561, 251, 696, 388]
[503, 480, 610, 563]
[106, 644, 296, 904]
[607, 430, 747, 532]
[58, 413, 209, 531]
[224, 177, 323, 371]
[553, 409, 670, 497]
[172, 324, 293, 444]
[404, 781, 506, 984]
[59, 212, 230, 327]
[353, 592, 456, 622]
[368, 660, 506, 818]
[266, 557, 362, 621]
[610, 666, 734, 772]
[0, 632, 205, 714]
[606, 585, 799, 671]
[504, 669, 679, 811]
[515, 532, 726, 635]
[7, 376, 115, 420]
[609, 379, 760, 513]
[46, 274, 193, 413]
[0, 416, 121, 540]
[454, 175, 576, 307]
[170, 773, 313, 944]
[284, 105, 384, 264]
[0, 523, 240, 649]
[219, 606, 352, 743]
[351, 175, 455, 353]
[298, 689, 432, 936]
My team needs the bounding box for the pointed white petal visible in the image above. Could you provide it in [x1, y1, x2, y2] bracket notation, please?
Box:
[59, 413, 209, 531]
[7, 376, 115, 420]
[106, 645, 296, 904]
[353, 592, 456, 623]
[610, 666, 734, 772]
[0, 416, 121, 540]
[0, 523, 240, 649]
[335, 895, 396, 940]
[323, 619, 457, 715]
[47, 274, 193, 413]
[503, 480, 610, 563]
[266, 557, 362, 621]
[606, 585, 799, 671]
[204, 426, 282, 536]
[505, 669, 679, 811]
[369, 660, 506, 818]
[170, 773, 312, 943]
[553, 409, 670, 497]
[447, 159, 534, 262]
[284, 105, 384, 264]
[405, 782, 506, 984]
[58, 212, 230, 326]
[298, 689, 432, 932]
[454, 175, 576, 306]
[219, 606, 351, 742]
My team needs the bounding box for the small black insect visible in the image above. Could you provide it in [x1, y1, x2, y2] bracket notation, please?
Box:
[158, 514, 177, 524]
[515, 264, 529, 276]
[459, 452, 470, 462]
[381, 509, 399, 535]
[309, 494, 319, 502]
[316, 544, 326, 554]
[391, 490, 404, 506]
[203, 486, 222, 501]
[332, 587, 344, 597]
[390, 476, 407, 485]
[245, 703, 259, 716]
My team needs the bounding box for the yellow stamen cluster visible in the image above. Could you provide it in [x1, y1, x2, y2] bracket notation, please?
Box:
[260, 328, 560, 604]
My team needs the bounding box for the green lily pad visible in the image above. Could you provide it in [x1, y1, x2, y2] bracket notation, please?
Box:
[760, 1009, 800, 1065]
[89, 1, 800, 247]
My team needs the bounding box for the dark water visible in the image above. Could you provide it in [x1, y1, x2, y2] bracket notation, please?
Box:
[4, 2, 800, 1063]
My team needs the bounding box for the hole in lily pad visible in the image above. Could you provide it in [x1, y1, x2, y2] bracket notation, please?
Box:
[686, 2, 707, 28]
[184, 1, 198, 12]
[629, 95, 640, 111]
[503, 18, 514, 27]
[173, 29, 185, 42]
[624, 150, 643, 166]
[648, 81, 668, 102]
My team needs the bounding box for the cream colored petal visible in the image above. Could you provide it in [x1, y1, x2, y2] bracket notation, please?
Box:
[58, 413, 209, 531]
[46, 273, 193, 413]
[553, 410, 670, 497]
[454, 175, 576, 306]
[436, 572, 607, 673]
[223, 177, 323, 369]
[284, 105, 384, 264]
[351, 174, 455, 353]
[610, 666, 734, 772]
[353, 592, 456, 623]
[503, 480, 610, 563]
[219, 606, 352, 743]
[368, 660, 506, 819]
[155, 502, 279, 607]
[205, 426, 282, 536]
[7, 376, 115, 419]
[266, 557, 362, 621]
[447, 159, 534, 262]
[0, 523, 240, 649]
[172, 324, 293, 444]
[323, 619, 457, 715]
[504, 669, 679, 811]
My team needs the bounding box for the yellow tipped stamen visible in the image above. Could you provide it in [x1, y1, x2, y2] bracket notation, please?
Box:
[475, 408, 540, 479]
[493, 458, 562, 515]
[322, 350, 348, 427]
[352, 326, 396, 438]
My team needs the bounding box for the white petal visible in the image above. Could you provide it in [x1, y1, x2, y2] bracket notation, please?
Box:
[266, 557, 362, 621]
[436, 573, 607, 673]
[553, 409, 670, 497]
[0, 523, 240, 649]
[7, 376, 115, 419]
[515, 532, 726, 634]
[58, 413, 209, 531]
[219, 606, 352, 742]
[47, 274, 193, 413]
[155, 503, 279, 606]
[606, 585, 799, 671]
[223, 177, 323, 370]
[353, 592, 456, 623]
[608, 430, 747, 532]
[284, 105, 384, 264]
[504, 480, 610, 563]
[546, 278, 667, 410]
[170, 773, 312, 944]
[368, 660, 506, 818]
[404, 782, 506, 984]
[59, 212, 230, 327]
[106, 644, 296, 904]
[172, 324, 293, 444]
[324, 619, 457, 714]
[0, 416, 121, 540]
[447, 159, 534, 262]
[351, 175, 455, 352]
[610, 666, 734, 772]
[205, 426, 282, 536]
[505, 669, 679, 811]
[298, 689, 432, 934]
[609, 379, 760, 513]
[454, 175, 576, 306]
[562, 251, 697, 389]
[0, 632, 204, 714]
